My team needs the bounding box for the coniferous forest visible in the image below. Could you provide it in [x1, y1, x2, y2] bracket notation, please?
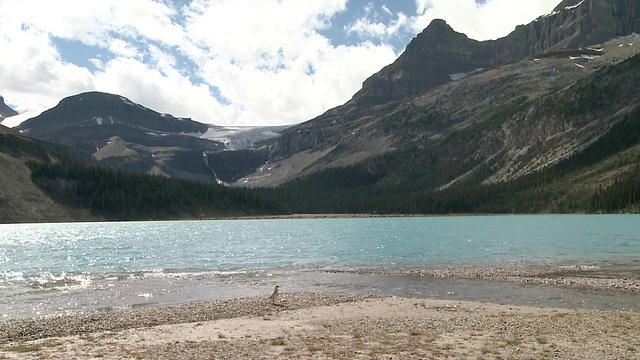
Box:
[26, 158, 285, 220]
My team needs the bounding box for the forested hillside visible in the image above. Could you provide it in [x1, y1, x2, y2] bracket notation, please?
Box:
[20, 120, 640, 219]
[265, 53, 640, 215]
[27, 158, 285, 220]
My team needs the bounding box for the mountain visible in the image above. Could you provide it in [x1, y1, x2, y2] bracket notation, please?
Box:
[18, 91, 209, 139]
[232, 0, 640, 212]
[16, 92, 281, 184]
[0, 96, 18, 122]
[261, 0, 640, 166]
[6, 0, 640, 217]
[354, 0, 640, 107]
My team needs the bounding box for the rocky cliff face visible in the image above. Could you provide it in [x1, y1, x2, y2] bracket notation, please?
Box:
[245, 0, 640, 187]
[353, 0, 640, 107]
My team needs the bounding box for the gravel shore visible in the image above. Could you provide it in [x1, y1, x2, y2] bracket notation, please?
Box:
[1, 293, 639, 359]
[1, 265, 639, 359]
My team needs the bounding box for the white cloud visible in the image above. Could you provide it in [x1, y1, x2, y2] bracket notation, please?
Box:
[1, 0, 182, 47]
[93, 56, 224, 123]
[0, 20, 94, 113]
[89, 58, 104, 70]
[346, 11, 409, 42]
[108, 39, 141, 58]
[183, 0, 348, 66]
[411, 0, 560, 40]
[0, 0, 563, 128]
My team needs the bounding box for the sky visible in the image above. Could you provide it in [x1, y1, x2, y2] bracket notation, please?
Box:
[0, 0, 561, 127]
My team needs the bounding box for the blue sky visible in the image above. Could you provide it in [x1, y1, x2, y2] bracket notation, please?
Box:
[0, 0, 560, 127]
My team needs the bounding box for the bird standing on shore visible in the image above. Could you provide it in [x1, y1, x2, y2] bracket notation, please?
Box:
[269, 285, 280, 303]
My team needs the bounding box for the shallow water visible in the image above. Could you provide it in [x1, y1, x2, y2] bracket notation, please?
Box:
[1, 215, 639, 319]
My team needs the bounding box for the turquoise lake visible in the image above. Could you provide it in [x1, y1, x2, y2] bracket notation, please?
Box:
[1, 215, 639, 319]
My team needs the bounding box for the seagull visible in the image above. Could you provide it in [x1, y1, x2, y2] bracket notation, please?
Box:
[269, 285, 280, 303]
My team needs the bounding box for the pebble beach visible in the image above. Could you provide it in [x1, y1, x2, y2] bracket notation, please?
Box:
[1, 265, 639, 359]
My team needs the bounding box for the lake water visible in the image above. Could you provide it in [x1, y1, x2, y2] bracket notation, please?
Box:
[1, 215, 639, 319]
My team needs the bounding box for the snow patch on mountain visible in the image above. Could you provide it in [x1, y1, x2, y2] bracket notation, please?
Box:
[565, 0, 585, 10]
[449, 68, 485, 81]
[2, 110, 42, 128]
[200, 125, 288, 150]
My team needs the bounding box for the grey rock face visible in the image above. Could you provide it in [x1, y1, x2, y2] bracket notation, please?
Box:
[353, 0, 640, 107]
[269, 0, 640, 161]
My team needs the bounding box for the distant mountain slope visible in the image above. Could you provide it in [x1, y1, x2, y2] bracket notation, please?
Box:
[0, 96, 18, 122]
[0, 125, 95, 223]
[15, 92, 287, 184]
[16, 92, 265, 184]
[17, 91, 209, 140]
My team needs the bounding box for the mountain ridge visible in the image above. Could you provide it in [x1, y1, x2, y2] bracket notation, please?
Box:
[354, 0, 640, 108]
[241, 0, 640, 188]
[17, 91, 210, 140]
[14, 91, 287, 184]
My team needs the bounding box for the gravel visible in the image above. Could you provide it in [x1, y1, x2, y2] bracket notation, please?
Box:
[0, 292, 373, 342]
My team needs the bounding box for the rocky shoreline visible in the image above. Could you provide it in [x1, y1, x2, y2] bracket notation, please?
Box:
[330, 264, 640, 292]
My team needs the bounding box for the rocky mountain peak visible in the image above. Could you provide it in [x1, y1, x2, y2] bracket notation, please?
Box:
[421, 18, 454, 37]
[405, 19, 473, 56]
[350, 0, 640, 108]
[352, 18, 484, 107]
